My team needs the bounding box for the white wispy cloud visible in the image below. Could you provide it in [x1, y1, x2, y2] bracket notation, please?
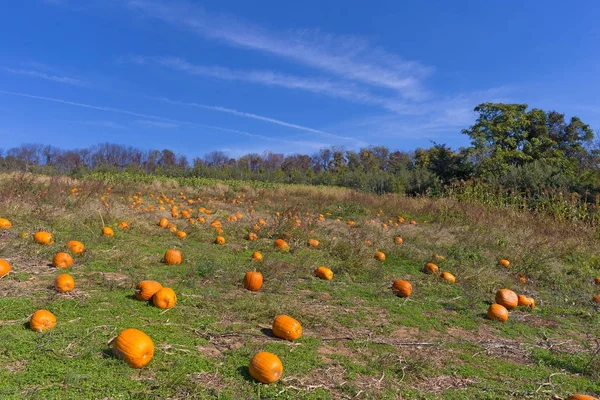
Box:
[67, 120, 126, 129]
[133, 119, 179, 128]
[3, 67, 88, 87]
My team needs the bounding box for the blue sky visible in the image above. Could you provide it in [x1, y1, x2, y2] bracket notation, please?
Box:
[1, 0, 599, 158]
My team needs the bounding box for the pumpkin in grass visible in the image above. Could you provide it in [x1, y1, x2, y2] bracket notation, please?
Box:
[0, 259, 11, 278]
[102, 227, 114, 237]
[244, 271, 263, 291]
[441, 271, 456, 283]
[135, 280, 163, 301]
[567, 395, 600, 400]
[215, 236, 226, 245]
[595, 277, 600, 285]
[152, 287, 177, 309]
[409, 220, 417, 225]
[67, 240, 85, 255]
[495, 288, 519, 309]
[249, 351, 283, 384]
[247, 232, 258, 241]
[487, 303, 509, 322]
[308, 238, 320, 247]
[498, 259, 511, 268]
[593, 295, 600, 305]
[374, 251, 386, 261]
[393, 236, 403, 244]
[176, 231, 187, 239]
[118, 221, 129, 230]
[34, 231, 54, 245]
[315, 266, 333, 280]
[272, 315, 302, 341]
[517, 294, 535, 308]
[112, 328, 154, 368]
[52, 252, 73, 268]
[391, 280, 412, 297]
[30, 310, 56, 331]
[424, 263, 439, 274]
[55, 274, 75, 292]
[274, 239, 289, 251]
[158, 218, 169, 228]
[432, 253, 446, 262]
[251, 251, 263, 262]
[164, 249, 182, 265]
[0, 218, 12, 230]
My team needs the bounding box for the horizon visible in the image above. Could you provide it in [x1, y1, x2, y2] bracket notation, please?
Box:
[1, 1, 599, 158]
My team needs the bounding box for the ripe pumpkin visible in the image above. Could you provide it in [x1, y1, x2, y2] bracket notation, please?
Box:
[274, 239, 289, 251]
[176, 231, 187, 239]
[567, 395, 600, 400]
[392, 280, 412, 297]
[247, 232, 258, 241]
[34, 231, 54, 245]
[249, 352, 283, 384]
[498, 259, 510, 268]
[244, 271, 263, 291]
[55, 274, 75, 292]
[487, 303, 509, 322]
[517, 294, 535, 308]
[272, 315, 302, 341]
[441, 271, 456, 283]
[252, 251, 263, 262]
[0, 218, 12, 230]
[118, 221, 130, 230]
[135, 280, 163, 301]
[0, 259, 11, 278]
[158, 218, 169, 228]
[409, 220, 417, 225]
[424, 263, 439, 274]
[593, 295, 600, 305]
[30, 310, 56, 331]
[308, 239, 319, 247]
[67, 240, 85, 255]
[594, 277, 600, 285]
[215, 236, 226, 245]
[164, 249, 182, 265]
[102, 227, 114, 237]
[394, 236, 403, 244]
[153, 287, 177, 309]
[374, 251, 386, 261]
[52, 252, 73, 268]
[112, 328, 154, 368]
[495, 289, 519, 309]
[315, 266, 333, 280]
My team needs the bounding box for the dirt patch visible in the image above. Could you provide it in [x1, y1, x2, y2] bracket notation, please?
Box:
[412, 374, 475, 393]
[4, 359, 28, 373]
[195, 344, 222, 358]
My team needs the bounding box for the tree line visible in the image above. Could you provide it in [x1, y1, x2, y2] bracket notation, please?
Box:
[1, 103, 598, 197]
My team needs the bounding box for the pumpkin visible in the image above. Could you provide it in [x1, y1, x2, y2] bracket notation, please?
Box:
[274, 239, 289, 251]
[34, 231, 54, 245]
[215, 236, 226, 245]
[247, 232, 258, 241]
[517, 294, 535, 308]
[495, 289, 519, 309]
[394, 236, 403, 244]
[249, 352, 283, 384]
[67, 240, 85, 255]
[55, 273, 75, 292]
[595, 277, 600, 285]
[112, 328, 154, 368]
[567, 396, 600, 400]
[424, 263, 439, 274]
[176, 231, 187, 239]
[135, 280, 163, 301]
[432, 253, 446, 262]
[593, 295, 600, 305]
[498, 259, 510, 268]
[315, 266, 333, 280]
[118, 221, 129, 230]
[0, 259, 11, 278]
[30, 310, 56, 331]
[0, 218, 12, 230]
[272, 315, 302, 341]
[441, 271, 456, 283]
[409, 220, 416, 225]
[374, 251, 386, 261]
[164, 249, 182, 265]
[52, 252, 73, 268]
[243, 271, 263, 291]
[308, 239, 319, 247]
[159, 218, 169, 228]
[252, 251, 263, 262]
[102, 227, 114, 237]
[392, 280, 412, 297]
[153, 287, 177, 309]
[487, 303, 509, 322]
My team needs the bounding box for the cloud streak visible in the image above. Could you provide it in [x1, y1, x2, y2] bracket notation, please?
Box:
[3, 67, 88, 87]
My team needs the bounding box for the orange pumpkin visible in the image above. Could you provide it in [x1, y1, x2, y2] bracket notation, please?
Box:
[215, 236, 226, 245]
[176, 231, 187, 239]
[0, 218, 12, 230]
[487, 303, 509, 322]
[118, 221, 130, 230]
[593, 295, 600, 305]
[244, 271, 263, 291]
[152, 287, 177, 309]
[55, 274, 75, 292]
[409, 220, 416, 225]
[102, 227, 114, 237]
[441, 271, 455, 283]
[0, 259, 11, 278]
[30, 310, 56, 331]
[308, 239, 319, 247]
[393, 236, 403, 244]
[392, 280, 412, 297]
[567, 395, 600, 400]
[164, 249, 182, 265]
[495, 289, 519, 310]
[315, 266, 333, 280]
[374, 251, 386, 261]
[249, 352, 283, 384]
[34, 231, 54, 245]
[158, 218, 169, 228]
[247, 232, 258, 241]
[594, 277, 600, 285]
[424, 263, 439, 274]
[67, 240, 85, 255]
[52, 252, 73, 269]
[272, 315, 302, 341]
[252, 251, 263, 262]
[135, 280, 163, 301]
[498, 259, 510, 268]
[274, 239, 289, 251]
[112, 328, 154, 368]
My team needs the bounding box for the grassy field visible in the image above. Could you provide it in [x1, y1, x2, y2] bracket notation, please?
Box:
[0, 172, 599, 399]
